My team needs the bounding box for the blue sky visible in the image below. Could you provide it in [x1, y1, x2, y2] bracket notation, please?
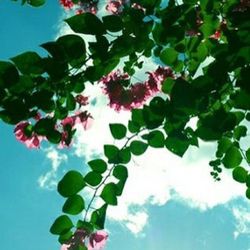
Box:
[0, 1, 250, 250]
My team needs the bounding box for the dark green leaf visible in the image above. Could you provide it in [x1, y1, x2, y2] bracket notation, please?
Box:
[147, 130, 165, 148]
[100, 183, 118, 205]
[11, 51, 44, 75]
[50, 215, 74, 235]
[57, 34, 86, 66]
[58, 170, 85, 197]
[90, 204, 108, 229]
[76, 220, 94, 234]
[232, 167, 248, 183]
[104, 144, 119, 163]
[102, 15, 123, 32]
[58, 230, 73, 244]
[160, 48, 178, 66]
[165, 131, 190, 157]
[246, 148, 250, 163]
[118, 147, 131, 164]
[130, 140, 148, 155]
[0, 61, 19, 87]
[233, 125, 247, 140]
[88, 159, 107, 173]
[28, 0, 45, 6]
[62, 195, 85, 215]
[109, 123, 127, 140]
[113, 165, 128, 182]
[65, 13, 105, 35]
[222, 146, 242, 169]
[84, 172, 102, 187]
[216, 137, 232, 158]
[246, 188, 250, 200]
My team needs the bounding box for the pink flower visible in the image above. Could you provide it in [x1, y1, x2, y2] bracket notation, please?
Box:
[61, 116, 76, 128]
[131, 83, 150, 107]
[75, 95, 89, 106]
[146, 66, 174, 94]
[59, 0, 74, 9]
[77, 1, 98, 15]
[74, 111, 93, 130]
[88, 231, 108, 250]
[60, 244, 70, 250]
[210, 30, 221, 40]
[14, 121, 42, 149]
[106, 0, 123, 15]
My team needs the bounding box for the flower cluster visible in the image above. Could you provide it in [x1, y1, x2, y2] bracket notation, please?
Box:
[59, 111, 93, 148]
[106, 0, 126, 15]
[14, 121, 43, 149]
[14, 109, 92, 149]
[105, 0, 145, 15]
[100, 67, 174, 111]
[59, 0, 98, 15]
[61, 230, 108, 250]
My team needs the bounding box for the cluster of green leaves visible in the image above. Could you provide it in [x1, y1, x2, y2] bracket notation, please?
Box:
[3, 0, 250, 246]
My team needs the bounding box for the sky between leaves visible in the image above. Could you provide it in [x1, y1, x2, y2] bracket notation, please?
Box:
[1, 1, 250, 250]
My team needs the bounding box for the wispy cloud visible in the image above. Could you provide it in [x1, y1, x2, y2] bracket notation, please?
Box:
[38, 147, 68, 190]
[231, 203, 250, 239]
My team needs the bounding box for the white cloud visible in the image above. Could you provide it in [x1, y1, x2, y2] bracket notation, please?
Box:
[70, 84, 245, 234]
[38, 147, 68, 190]
[53, 8, 247, 236]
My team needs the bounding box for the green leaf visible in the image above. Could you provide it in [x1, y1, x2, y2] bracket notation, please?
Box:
[113, 165, 128, 182]
[246, 188, 250, 200]
[147, 130, 165, 148]
[65, 13, 105, 35]
[88, 159, 107, 173]
[11, 51, 44, 75]
[57, 34, 86, 66]
[246, 148, 250, 163]
[100, 183, 118, 205]
[109, 123, 127, 140]
[160, 48, 178, 66]
[131, 109, 145, 127]
[232, 167, 248, 183]
[116, 180, 126, 196]
[84, 172, 102, 187]
[130, 140, 148, 155]
[46, 130, 62, 144]
[28, 0, 45, 7]
[222, 146, 242, 169]
[128, 120, 140, 133]
[165, 131, 190, 157]
[0, 61, 19, 87]
[57, 170, 85, 197]
[50, 215, 74, 235]
[76, 220, 94, 234]
[62, 195, 85, 215]
[58, 230, 73, 244]
[102, 15, 123, 32]
[216, 137, 232, 158]
[162, 78, 175, 94]
[90, 204, 108, 229]
[118, 147, 131, 164]
[104, 144, 119, 163]
[233, 125, 247, 140]
[34, 118, 55, 136]
[66, 94, 76, 111]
